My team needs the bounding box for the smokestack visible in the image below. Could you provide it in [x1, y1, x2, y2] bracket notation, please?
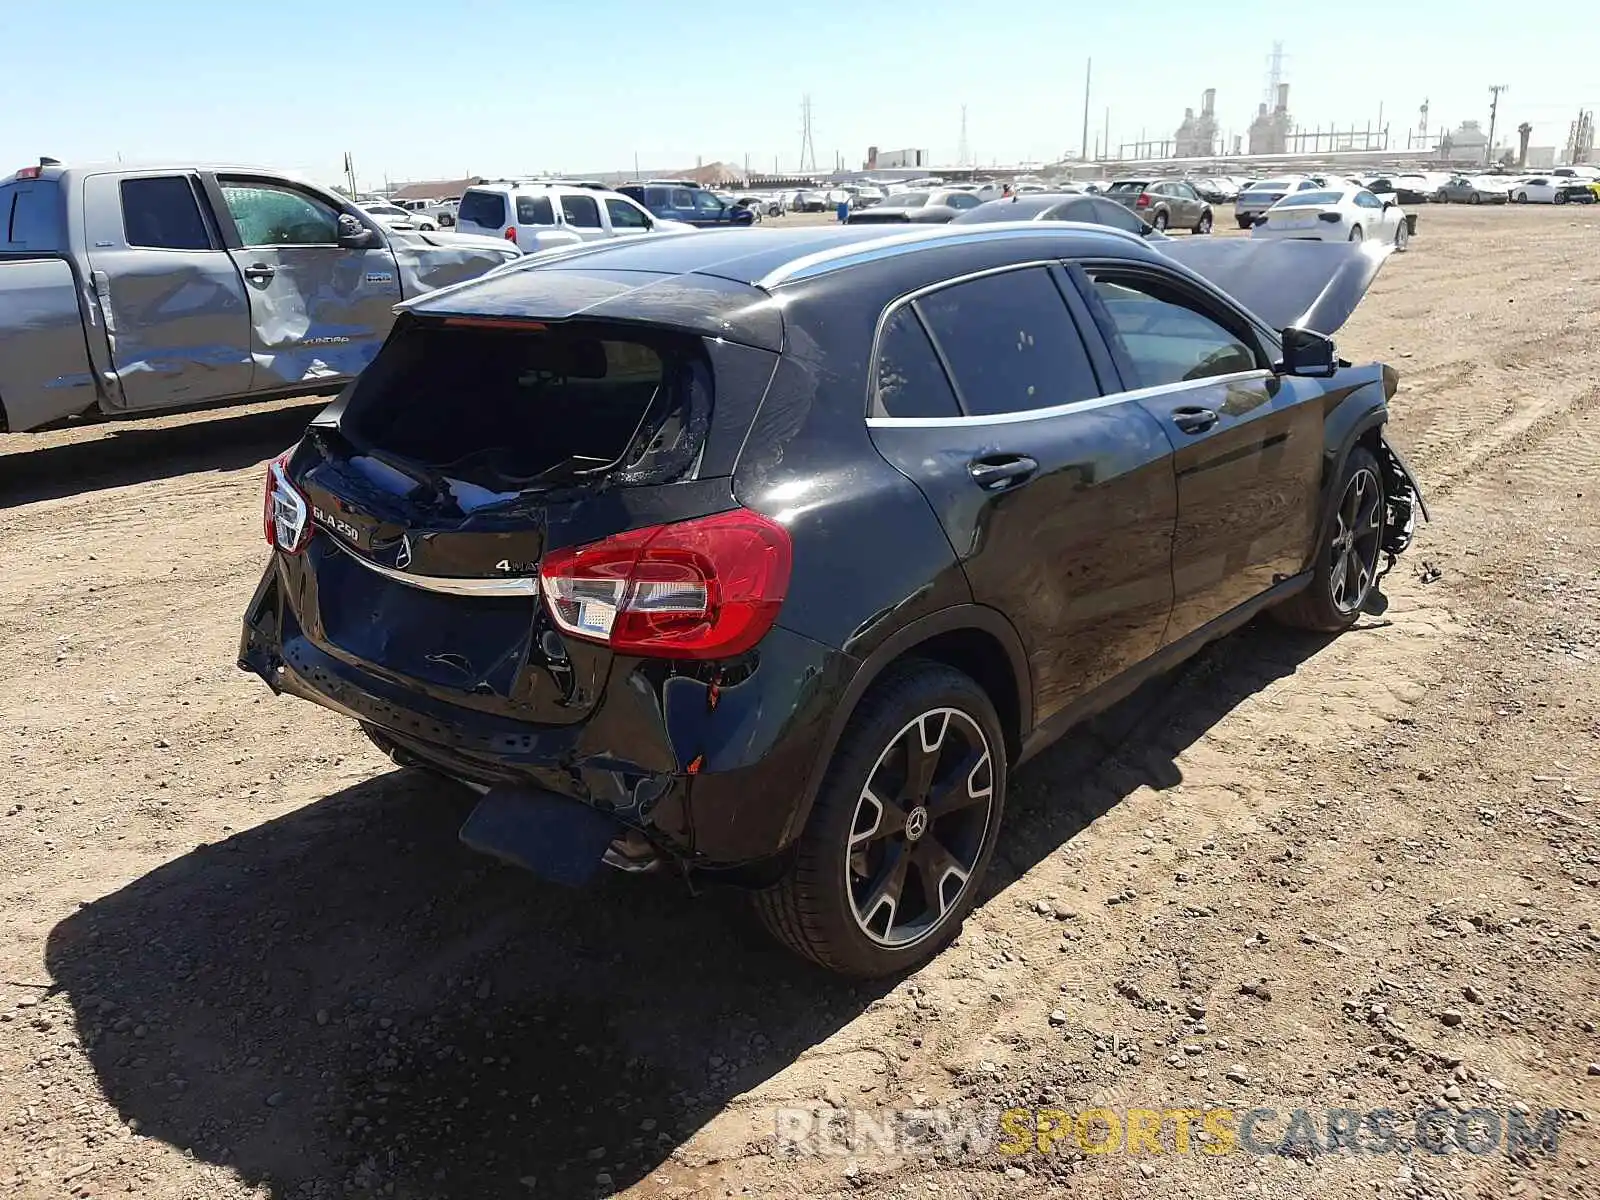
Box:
[1202, 88, 1216, 116]
[1276, 83, 1290, 113]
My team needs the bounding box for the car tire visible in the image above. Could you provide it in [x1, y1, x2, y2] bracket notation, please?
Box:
[1468, 192, 1481, 205]
[1348, 225, 1363, 242]
[1554, 191, 1568, 205]
[753, 660, 1007, 978]
[1394, 221, 1410, 252]
[1272, 445, 1386, 633]
[1152, 210, 1169, 231]
[1237, 217, 1254, 229]
[1515, 192, 1528, 203]
[1193, 209, 1213, 235]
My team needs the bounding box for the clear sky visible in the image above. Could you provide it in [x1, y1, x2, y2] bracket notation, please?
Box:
[2, 0, 1592, 187]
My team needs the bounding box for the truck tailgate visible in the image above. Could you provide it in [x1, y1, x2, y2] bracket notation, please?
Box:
[0, 256, 96, 431]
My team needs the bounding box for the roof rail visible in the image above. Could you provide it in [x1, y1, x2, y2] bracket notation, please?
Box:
[757, 223, 1144, 289]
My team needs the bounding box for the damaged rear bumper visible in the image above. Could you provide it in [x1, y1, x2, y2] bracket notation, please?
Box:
[238, 562, 854, 877]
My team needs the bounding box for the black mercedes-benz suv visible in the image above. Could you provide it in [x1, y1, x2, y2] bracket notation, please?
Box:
[240, 224, 1425, 977]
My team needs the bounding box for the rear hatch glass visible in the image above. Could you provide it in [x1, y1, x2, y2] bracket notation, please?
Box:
[292, 320, 713, 723]
[456, 189, 508, 230]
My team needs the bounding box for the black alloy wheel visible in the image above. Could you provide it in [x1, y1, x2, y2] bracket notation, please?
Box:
[1273, 446, 1387, 632]
[845, 707, 994, 949]
[754, 662, 1007, 977]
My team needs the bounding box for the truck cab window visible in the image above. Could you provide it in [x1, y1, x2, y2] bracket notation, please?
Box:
[219, 181, 340, 247]
[121, 177, 212, 251]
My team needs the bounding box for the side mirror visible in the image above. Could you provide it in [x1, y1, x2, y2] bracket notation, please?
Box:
[337, 213, 380, 249]
[1382, 200, 1396, 210]
[1276, 326, 1337, 378]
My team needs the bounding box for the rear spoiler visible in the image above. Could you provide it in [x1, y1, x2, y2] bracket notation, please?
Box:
[1156, 238, 1391, 337]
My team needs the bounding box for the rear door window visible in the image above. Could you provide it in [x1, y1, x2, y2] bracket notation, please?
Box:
[120, 176, 213, 250]
[873, 306, 961, 418]
[457, 189, 508, 228]
[560, 194, 601, 228]
[516, 195, 554, 225]
[605, 198, 649, 230]
[1, 183, 61, 250]
[1086, 273, 1262, 389]
[915, 267, 1101, 417]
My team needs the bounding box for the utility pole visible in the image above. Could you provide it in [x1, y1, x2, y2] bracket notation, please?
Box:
[1081, 59, 1092, 161]
[799, 95, 818, 175]
[1487, 84, 1509, 166]
[1103, 107, 1110, 164]
[958, 105, 970, 168]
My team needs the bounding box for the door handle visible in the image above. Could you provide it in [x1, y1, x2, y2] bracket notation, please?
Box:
[242, 263, 276, 283]
[1171, 406, 1218, 434]
[968, 455, 1038, 490]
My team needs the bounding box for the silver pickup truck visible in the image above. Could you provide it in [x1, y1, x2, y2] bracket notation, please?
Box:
[0, 159, 521, 432]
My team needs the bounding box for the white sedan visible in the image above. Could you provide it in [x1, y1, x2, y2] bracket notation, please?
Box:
[358, 201, 437, 231]
[1250, 186, 1409, 250]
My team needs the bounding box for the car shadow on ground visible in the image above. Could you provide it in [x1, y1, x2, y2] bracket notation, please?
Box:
[45, 617, 1336, 1198]
[0, 400, 327, 508]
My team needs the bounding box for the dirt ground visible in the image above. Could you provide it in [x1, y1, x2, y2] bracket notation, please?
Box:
[2, 204, 1598, 1200]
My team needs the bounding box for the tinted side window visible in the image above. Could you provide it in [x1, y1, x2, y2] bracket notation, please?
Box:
[121, 177, 212, 250]
[220, 181, 340, 246]
[916, 268, 1099, 417]
[2, 183, 61, 249]
[457, 189, 507, 228]
[874, 306, 960, 418]
[671, 188, 695, 209]
[1088, 274, 1260, 388]
[605, 198, 649, 229]
[1088, 197, 1145, 233]
[561, 194, 601, 228]
[516, 195, 554, 225]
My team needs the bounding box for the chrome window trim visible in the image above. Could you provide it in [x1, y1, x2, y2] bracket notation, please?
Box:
[866, 369, 1271, 429]
[757, 222, 1144, 289]
[328, 535, 541, 597]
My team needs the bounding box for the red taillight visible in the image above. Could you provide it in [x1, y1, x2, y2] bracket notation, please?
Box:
[263, 451, 312, 554]
[539, 510, 792, 659]
[1135, 193, 1150, 208]
[15, 166, 41, 180]
[504, 226, 517, 244]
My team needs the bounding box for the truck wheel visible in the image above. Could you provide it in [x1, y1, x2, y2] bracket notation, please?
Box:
[753, 661, 1007, 978]
[1273, 446, 1386, 633]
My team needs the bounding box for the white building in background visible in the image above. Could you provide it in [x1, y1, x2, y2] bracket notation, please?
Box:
[866, 147, 929, 169]
[1447, 119, 1489, 160]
